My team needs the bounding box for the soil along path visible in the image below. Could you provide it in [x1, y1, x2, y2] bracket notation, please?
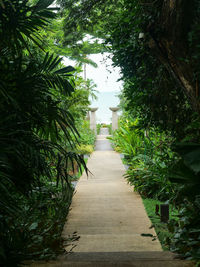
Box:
[62, 128, 162, 252]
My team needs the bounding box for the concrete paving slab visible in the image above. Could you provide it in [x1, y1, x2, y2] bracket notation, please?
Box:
[28, 261, 193, 267]
[99, 128, 110, 135]
[62, 144, 162, 253]
[27, 251, 194, 267]
[95, 130, 113, 151]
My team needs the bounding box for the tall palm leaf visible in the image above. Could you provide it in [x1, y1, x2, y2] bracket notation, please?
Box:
[0, 0, 88, 198]
[0, 0, 57, 53]
[0, 1, 88, 264]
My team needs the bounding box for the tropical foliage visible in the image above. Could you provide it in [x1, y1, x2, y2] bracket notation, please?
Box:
[109, 115, 176, 201]
[0, 0, 96, 265]
[2, 0, 200, 264]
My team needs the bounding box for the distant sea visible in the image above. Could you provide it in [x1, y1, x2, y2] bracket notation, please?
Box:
[90, 91, 120, 124]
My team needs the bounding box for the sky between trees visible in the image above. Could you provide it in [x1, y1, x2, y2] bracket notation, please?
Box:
[64, 52, 122, 123]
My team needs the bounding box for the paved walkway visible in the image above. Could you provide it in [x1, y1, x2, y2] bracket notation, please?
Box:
[28, 128, 193, 266]
[95, 128, 113, 151]
[62, 128, 161, 252]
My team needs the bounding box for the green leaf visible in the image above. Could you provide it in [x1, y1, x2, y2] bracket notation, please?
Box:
[54, 66, 75, 74]
[29, 222, 39, 231]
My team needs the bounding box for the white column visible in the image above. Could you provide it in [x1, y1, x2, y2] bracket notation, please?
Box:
[90, 107, 98, 134]
[109, 107, 119, 131]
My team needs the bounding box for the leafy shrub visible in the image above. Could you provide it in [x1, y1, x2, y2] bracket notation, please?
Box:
[0, 183, 73, 266]
[166, 143, 200, 261]
[167, 196, 200, 261]
[76, 144, 94, 155]
[125, 155, 174, 201]
[109, 117, 142, 155]
[76, 120, 96, 146]
[0, 1, 88, 265]
[110, 115, 175, 201]
[169, 142, 200, 203]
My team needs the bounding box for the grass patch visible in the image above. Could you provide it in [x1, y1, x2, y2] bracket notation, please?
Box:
[142, 198, 178, 250]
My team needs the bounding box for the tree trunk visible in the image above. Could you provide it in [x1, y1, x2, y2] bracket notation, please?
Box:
[148, 0, 200, 113]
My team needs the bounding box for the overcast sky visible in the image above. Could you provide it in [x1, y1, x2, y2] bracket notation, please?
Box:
[85, 53, 122, 92]
[63, 53, 122, 92]
[63, 53, 122, 123]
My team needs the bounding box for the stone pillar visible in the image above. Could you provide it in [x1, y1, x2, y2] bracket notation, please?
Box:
[90, 107, 98, 134]
[109, 107, 119, 131]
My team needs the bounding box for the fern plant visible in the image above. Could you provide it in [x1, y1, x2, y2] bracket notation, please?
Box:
[0, 0, 87, 264]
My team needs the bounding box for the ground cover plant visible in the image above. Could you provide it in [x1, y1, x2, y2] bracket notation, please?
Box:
[142, 198, 179, 251]
[1, 183, 73, 265]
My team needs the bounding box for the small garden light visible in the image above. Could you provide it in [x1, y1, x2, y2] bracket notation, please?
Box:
[139, 32, 145, 39]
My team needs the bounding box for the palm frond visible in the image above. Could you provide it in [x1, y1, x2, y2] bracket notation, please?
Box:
[0, 0, 57, 53]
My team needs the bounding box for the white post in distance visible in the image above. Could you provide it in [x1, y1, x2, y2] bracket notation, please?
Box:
[109, 107, 119, 131]
[90, 107, 98, 134]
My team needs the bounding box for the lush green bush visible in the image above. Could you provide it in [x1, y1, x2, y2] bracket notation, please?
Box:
[125, 159, 174, 201]
[166, 143, 200, 260]
[76, 120, 96, 146]
[0, 182, 73, 266]
[76, 144, 94, 155]
[109, 115, 175, 201]
[167, 196, 200, 261]
[0, 1, 89, 265]
[109, 117, 142, 156]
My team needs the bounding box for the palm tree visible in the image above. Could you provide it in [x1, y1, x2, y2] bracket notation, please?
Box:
[0, 1, 87, 263]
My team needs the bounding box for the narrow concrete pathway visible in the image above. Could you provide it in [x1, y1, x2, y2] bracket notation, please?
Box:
[95, 128, 113, 151]
[62, 128, 162, 253]
[29, 128, 193, 266]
